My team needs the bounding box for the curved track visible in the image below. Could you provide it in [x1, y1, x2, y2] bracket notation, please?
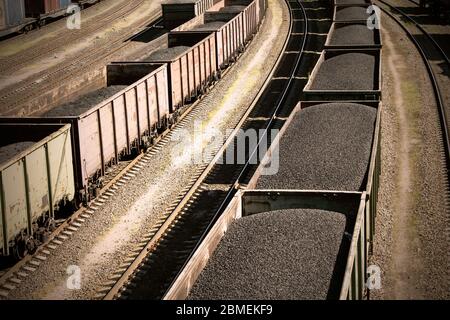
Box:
[376, 0, 450, 184]
[101, 0, 316, 300]
[0, 1, 162, 116]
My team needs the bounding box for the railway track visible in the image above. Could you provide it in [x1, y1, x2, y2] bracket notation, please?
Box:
[0, 3, 163, 116]
[375, 0, 450, 294]
[0, 0, 148, 75]
[98, 0, 329, 300]
[375, 0, 450, 183]
[0, 2, 268, 296]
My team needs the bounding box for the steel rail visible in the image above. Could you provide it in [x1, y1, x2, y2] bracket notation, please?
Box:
[377, 0, 450, 178]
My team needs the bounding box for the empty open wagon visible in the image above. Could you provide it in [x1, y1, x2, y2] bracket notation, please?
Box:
[0, 63, 170, 203]
[0, 123, 74, 258]
[164, 190, 370, 300]
[145, 32, 218, 112]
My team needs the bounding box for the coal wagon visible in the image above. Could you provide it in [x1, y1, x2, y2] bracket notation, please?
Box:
[0, 123, 74, 258]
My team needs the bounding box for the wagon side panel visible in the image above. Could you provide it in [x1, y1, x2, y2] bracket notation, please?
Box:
[2, 162, 27, 249]
[26, 147, 50, 222]
[112, 95, 128, 155]
[99, 103, 116, 164]
[124, 88, 139, 150]
[170, 61, 182, 112]
[46, 128, 76, 211]
[78, 115, 102, 180]
[156, 67, 170, 126]
[136, 81, 149, 137]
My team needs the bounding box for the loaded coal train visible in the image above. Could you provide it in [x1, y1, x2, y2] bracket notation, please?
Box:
[165, 0, 382, 300]
[0, 0, 102, 38]
[0, 0, 266, 259]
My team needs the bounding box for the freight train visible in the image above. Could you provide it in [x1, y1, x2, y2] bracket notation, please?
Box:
[0, 0, 266, 259]
[166, 0, 382, 300]
[0, 0, 101, 38]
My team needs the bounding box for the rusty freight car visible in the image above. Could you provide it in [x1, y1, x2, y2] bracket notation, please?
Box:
[144, 31, 218, 113]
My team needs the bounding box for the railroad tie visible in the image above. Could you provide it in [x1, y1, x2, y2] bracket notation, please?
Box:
[22, 266, 36, 273]
[66, 226, 78, 233]
[28, 260, 40, 267]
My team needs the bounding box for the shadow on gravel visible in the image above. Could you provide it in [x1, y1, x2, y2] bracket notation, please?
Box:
[395, 6, 450, 25]
[411, 33, 450, 78]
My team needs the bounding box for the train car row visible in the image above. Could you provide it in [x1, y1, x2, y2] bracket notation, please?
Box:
[0, 0, 102, 38]
[164, 0, 382, 300]
[0, 0, 266, 259]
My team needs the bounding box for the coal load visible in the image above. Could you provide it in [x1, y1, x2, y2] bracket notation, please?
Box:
[144, 46, 190, 61]
[335, 6, 370, 21]
[256, 103, 376, 191]
[188, 208, 347, 300]
[0, 142, 35, 165]
[44, 86, 127, 117]
[329, 24, 375, 45]
[310, 53, 375, 90]
[193, 21, 226, 31]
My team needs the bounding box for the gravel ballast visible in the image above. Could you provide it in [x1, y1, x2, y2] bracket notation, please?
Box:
[0, 142, 35, 165]
[44, 86, 127, 117]
[329, 24, 376, 46]
[144, 46, 190, 61]
[256, 103, 376, 191]
[335, 6, 370, 21]
[310, 53, 375, 90]
[188, 208, 348, 300]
